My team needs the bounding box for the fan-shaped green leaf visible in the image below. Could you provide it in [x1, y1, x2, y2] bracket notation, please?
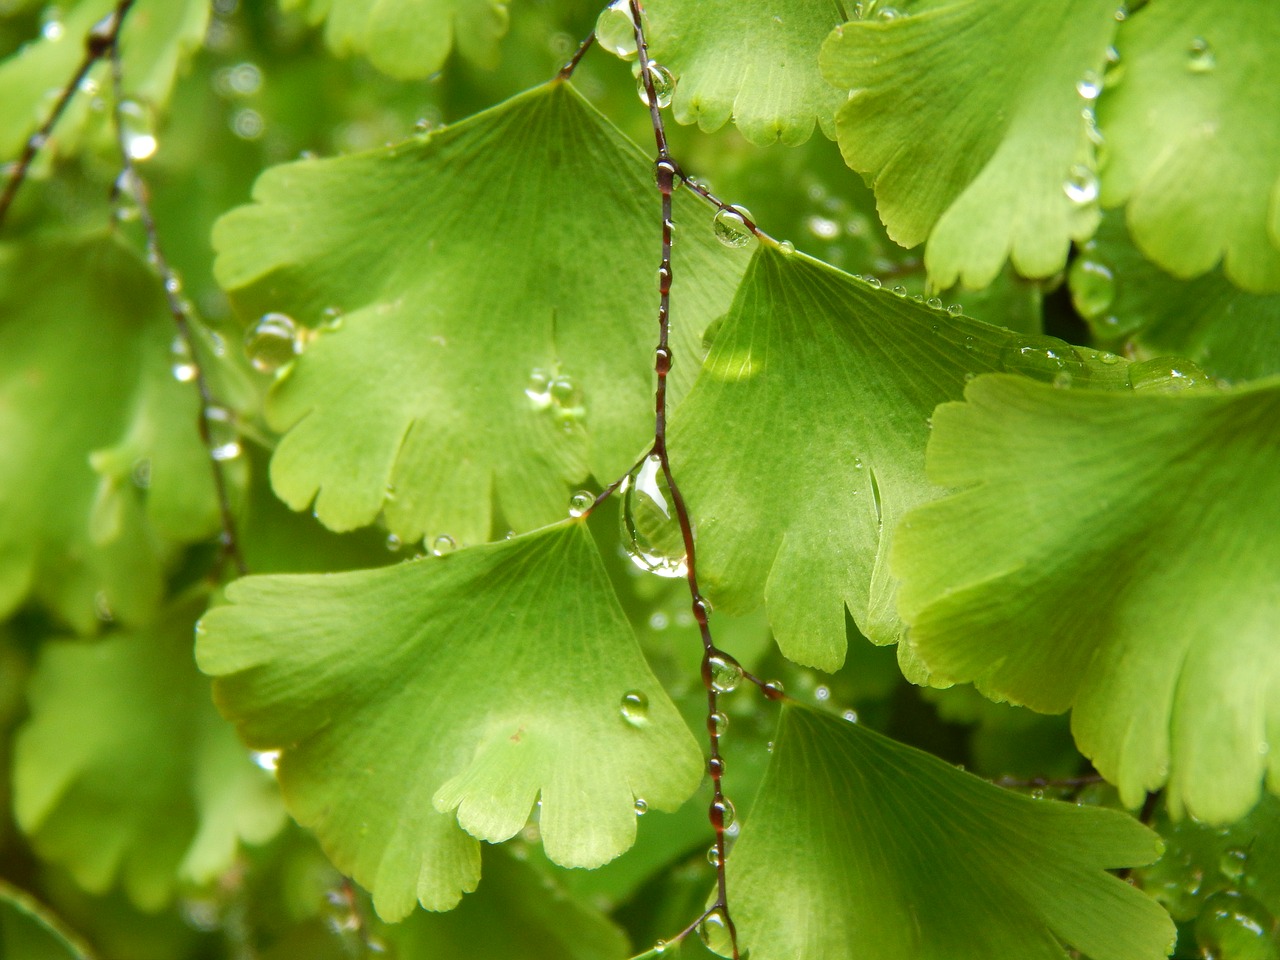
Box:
[282, 0, 510, 79]
[0, 0, 208, 159]
[893, 375, 1280, 822]
[820, 0, 1119, 288]
[1097, 0, 1280, 293]
[670, 246, 1128, 673]
[1071, 215, 1280, 382]
[195, 521, 703, 920]
[0, 235, 231, 632]
[641, 0, 844, 145]
[213, 81, 749, 547]
[719, 704, 1173, 960]
[13, 603, 286, 911]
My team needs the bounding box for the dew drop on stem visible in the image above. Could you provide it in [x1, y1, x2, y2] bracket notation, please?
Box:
[698, 908, 733, 953]
[706, 653, 742, 693]
[619, 455, 687, 578]
[205, 406, 241, 461]
[712, 206, 754, 248]
[636, 61, 675, 109]
[568, 489, 594, 518]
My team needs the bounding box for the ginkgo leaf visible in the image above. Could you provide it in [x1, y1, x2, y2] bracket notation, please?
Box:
[718, 704, 1173, 960]
[195, 521, 703, 921]
[641, 0, 844, 145]
[1071, 216, 1280, 382]
[1097, 0, 1280, 293]
[213, 81, 749, 547]
[893, 374, 1280, 823]
[13, 602, 286, 911]
[0, 0, 209, 159]
[820, 0, 1120, 289]
[670, 246, 1129, 673]
[281, 0, 510, 79]
[0, 882, 90, 960]
[0, 235, 231, 632]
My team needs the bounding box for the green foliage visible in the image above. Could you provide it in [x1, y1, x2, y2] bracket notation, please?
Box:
[1, 0, 1278, 958]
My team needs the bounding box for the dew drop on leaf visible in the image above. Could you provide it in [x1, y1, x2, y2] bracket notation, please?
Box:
[619, 455, 687, 578]
[1194, 891, 1277, 960]
[706, 654, 742, 693]
[1063, 164, 1100, 205]
[244, 312, 300, 373]
[385, 533, 401, 552]
[1076, 70, 1103, 100]
[595, 0, 640, 60]
[892, 284, 908, 297]
[1219, 847, 1249, 881]
[525, 368, 552, 410]
[633, 798, 648, 816]
[1187, 37, 1216, 74]
[712, 207, 753, 248]
[1128, 357, 1208, 392]
[568, 489, 594, 518]
[1000, 335, 1082, 383]
[431, 534, 457, 556]
[549, 374, 584, 425]
[778, 240, 796, 255]
[620, 690, 650, 727]
[205, 406, 242, 461]
[637, 60, 675, 109]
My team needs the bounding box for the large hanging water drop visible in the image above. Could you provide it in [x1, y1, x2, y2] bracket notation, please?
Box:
[706, 654, 742, 693]
[697, 908, 734, 955]
[637, 60, 675, 108]
[595, 0, 641, 60]
[619, 455, 686, 578]
[1194, 890, 1277, 960]
[244, 312, 299, 373]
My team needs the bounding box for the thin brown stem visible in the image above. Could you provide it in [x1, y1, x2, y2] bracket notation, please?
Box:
[107, 40, 247, 576]
[556, 29, 596, 80]
[0, 1, 135, 229]
[630, 1, 739, 955]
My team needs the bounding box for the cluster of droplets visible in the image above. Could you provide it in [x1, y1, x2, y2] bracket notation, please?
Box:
[525, 365, 585, 429]
[1000, 334, 1089, 388]
[619, 455, 687, 578]
[211, 55, 266, 141]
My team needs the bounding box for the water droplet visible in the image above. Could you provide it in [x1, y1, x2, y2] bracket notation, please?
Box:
[112, 169, 142, 222]
[171, 336, 197, 382]
[877, 6, 902, 20]
[777, 240, 796, 256]
[709, 711, 728, 735]
[707, 845, 722, 867]
[649, 610, 669, 630]
[1070, 259, 1116, 319]
[431, 534, 457, 556]
[1128, 357, 1208, 392]
[815, 685, 830, 701]
[1000, 334, 1083, 383]
[568, 489, 594, 518]
[93, 589, 114, 622]
[892, 285, 908, 297]
[251, 749, 280, 772]
[653, 158, 681, 193]
[620, 690, 650, 727]
[637, 60, 676, 109]
[633, 798, 648, 815]
[712, 207, 753, 248]
[1076, 70, 1103, 100]
[693, 595, 713, 622]
[1194, 891, 1277, 960]
[698, 908, 733, 953]
[231, 107, 264, 140]
[205, 406, 241, 460]
[118, 100, 157, 160]
[706, 654, 742, 693]
[41, 9, 65, 41]
[131, 458, 151, 489]
[550, 374, 584, 425]
[244, 312, 299, 373]
[595, 0, 640, 59]
[1187, 37, 1215, 73]
[1063, 164, 1099, 204]
[707, 756, 725, 778]
[619, 455, 687, 578]
[1220, 847, 1249, 881]
[525, 368, 552, 409]
[709, 798, 735, 830]
[865, 276, 883, 290]
[763, 680, 785, 699]
[1030, 787, 1046, 800]
[385, 533, 402, 552]
[926, 297, 943, 310]
[843, 709, 859, 722]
